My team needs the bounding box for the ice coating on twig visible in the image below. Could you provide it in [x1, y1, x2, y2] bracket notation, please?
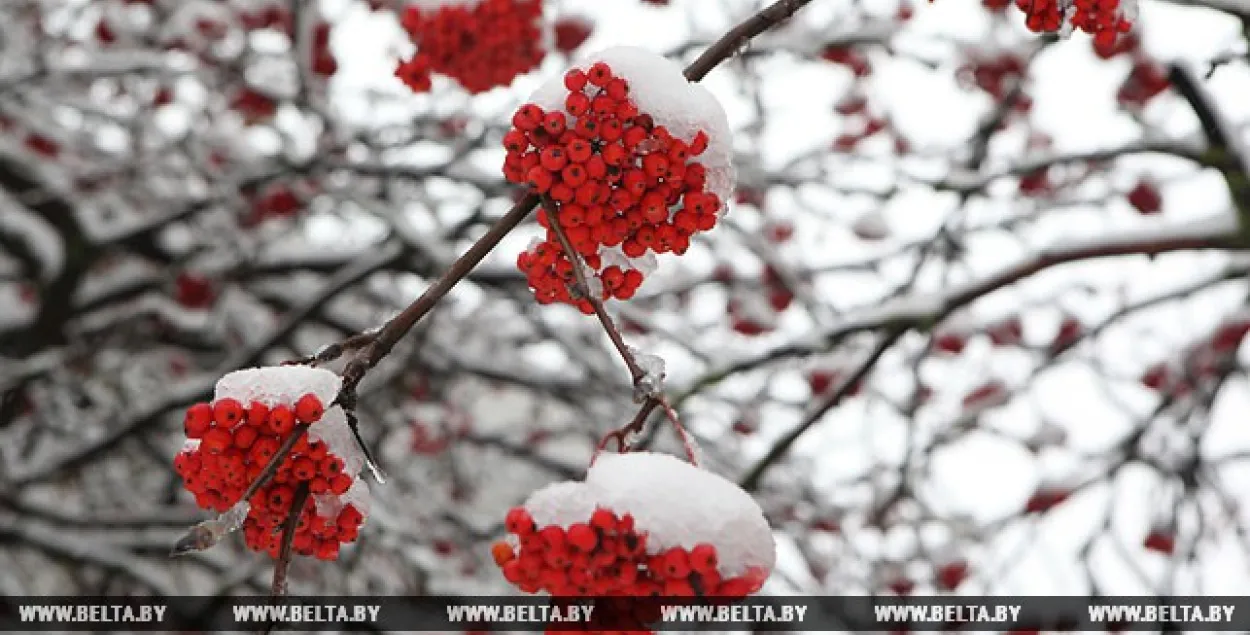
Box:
[628, 346, 666, 400]
[214, 366, 342, 408]
[523, 451, 775, 578]
[170, 501, 251, 556]
[528, 46, 736, 208]
[580, 261, 604, 300]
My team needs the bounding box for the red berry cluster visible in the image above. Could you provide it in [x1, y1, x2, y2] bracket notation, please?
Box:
[394, 0, 545, 94]
[1117, 59, 1170, 108]
[1143, 526, 1176, 555]
[508, 63, 721, 313]
[246, 183, 303, 225]
[174, 394, 364, 561]
[493, 507, 765, 604]
[957, 53, 1025, 100]
[311, 23, 338, 77]
[1016, 0, 1134, 50]
[821, 46, 871, 77]
[175, 272, 217, 309]
[231, 88, 278, 124]
[1140, 316, 1250, 397]
[553, 17, 593, 54]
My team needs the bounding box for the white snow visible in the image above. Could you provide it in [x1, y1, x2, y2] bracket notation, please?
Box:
[601, 246, 657, 277]
[528, 46, 736, 208]
[851, 210, 890, 242]
[629, 346, 666, 398]
[314, 477, 372, 519]
[523, 451, 775, 579]
[213, 366, 341, 408]
[307, 405, 366, 477]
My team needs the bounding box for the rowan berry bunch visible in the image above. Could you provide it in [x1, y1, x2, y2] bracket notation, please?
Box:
[492, 506, 765, 600]
[489, 452, 773, 632]
[1015, 0, 1136, 50]
[174, 387, 365, 561]
[507, 60, 723, 313]
[394, 0, 545, 94]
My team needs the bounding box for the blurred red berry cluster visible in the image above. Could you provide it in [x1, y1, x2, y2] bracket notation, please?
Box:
[395, 0, 545, 93]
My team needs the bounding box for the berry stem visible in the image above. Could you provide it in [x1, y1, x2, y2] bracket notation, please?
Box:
[540, 196, 646, 387]
[271, 481, 310, 598]
[542, 195, 699, 465]
[241, 423, 311, 510]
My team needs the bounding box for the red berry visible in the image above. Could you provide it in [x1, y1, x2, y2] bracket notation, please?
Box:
[294, 394, 324, 424]
[268, 405, 296, 435]
[492, 541, 516, 566]
[201, 428, 233, 454]
[247, 402, 270, 427]
[212, 398, 244, 428]
[689, 543, 718, 573]
[329, 473, 352, 495]
[567, 523, 597, 552]
[232, 425, 259, 450]
[661, 547, 690, 578]
[564, 69, 587, 92]
[184, 403, 213, 439]
[506, 507, 535, 535]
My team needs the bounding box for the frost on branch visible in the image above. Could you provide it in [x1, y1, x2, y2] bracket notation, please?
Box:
[493, 451, 774, 602]
[173, 366, 369, 562]
[628, 346, 666, 400]
[509, 46, 735, 313]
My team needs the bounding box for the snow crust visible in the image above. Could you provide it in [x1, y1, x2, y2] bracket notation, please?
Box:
[528, 46, 736, 208]
[523, 451, 775, 579]
[214, 366, 341, 407]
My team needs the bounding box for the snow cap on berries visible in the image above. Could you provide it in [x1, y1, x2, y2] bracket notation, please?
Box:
[214, 366, 341, 407]
[528, 46, 736, 208]
[523, 451, 775, 579]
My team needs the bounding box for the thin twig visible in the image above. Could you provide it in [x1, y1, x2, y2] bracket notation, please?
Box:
[270, 482, 310, 597]
[739, 328, 905, 491]
[335, 193, 540, 405]
[540, 196, 646, 386]
[171, 424, 310, 556]
[683, 0, 817, 82]
[542, 196, 701, 464]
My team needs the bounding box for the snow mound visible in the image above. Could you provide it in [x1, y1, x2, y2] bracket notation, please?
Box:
[528, 46, 735, 208]
[523, 452, 774, 578]
[214, 366, 341, 407]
